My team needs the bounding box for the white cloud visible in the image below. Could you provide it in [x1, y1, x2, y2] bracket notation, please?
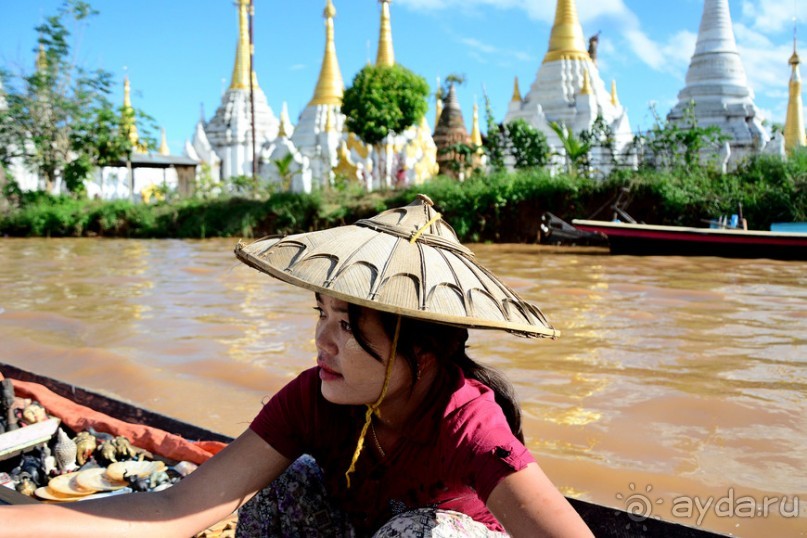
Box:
[734, 23, 795, 99]
[740, 0, 802, 33]
[289, 64, 306, 71]
[458, 36, 534, 66]
[396, 0, 630, 24]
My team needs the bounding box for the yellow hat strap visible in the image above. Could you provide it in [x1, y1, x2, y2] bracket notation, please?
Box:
[345, 315, 402, 488]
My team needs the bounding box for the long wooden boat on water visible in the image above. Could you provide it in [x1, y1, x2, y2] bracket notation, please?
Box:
[0, 363, 725, 537]
[571, 219, 807, 260]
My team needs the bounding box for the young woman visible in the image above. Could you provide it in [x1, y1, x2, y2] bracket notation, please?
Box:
[2, 195, 593, 537]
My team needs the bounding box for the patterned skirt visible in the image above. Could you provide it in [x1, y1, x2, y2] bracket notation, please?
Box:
[235, 455, 508, 538]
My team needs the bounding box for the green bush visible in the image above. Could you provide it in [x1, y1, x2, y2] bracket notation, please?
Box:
[2, 156, 805, 240]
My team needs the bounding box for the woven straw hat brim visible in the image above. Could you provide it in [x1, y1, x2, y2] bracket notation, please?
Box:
[234, 197, 558, 338]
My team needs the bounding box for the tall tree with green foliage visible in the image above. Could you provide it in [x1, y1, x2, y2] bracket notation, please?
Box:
[341, 64, 429, 188]
[503, 119, 550, 169]
[0, 0, 152, 196]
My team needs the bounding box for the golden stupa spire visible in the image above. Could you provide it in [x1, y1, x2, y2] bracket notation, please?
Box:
[159, 128, 170, 155]
[580, 69, 592, 95]
[543, 0, 589, 63]
[471, 102, 483, 151]
[610, 80, 620, 106]
[123, 76, 139, 146]
[36, 43, 47, 71]
[511, 76, 522, 102]
[310, 0, 344, 106]
[376, 0, 395, 67]
[785, 35, 806, 154]
[123, 76, 146, 154]
[230, 0, 259, 90]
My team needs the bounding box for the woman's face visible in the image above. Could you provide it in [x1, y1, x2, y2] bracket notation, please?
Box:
[314, 294, 411, 406]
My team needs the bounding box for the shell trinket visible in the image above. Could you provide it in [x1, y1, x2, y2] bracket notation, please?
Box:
[0, 384, 198, 505]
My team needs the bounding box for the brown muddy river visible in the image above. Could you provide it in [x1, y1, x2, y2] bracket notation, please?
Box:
[1, 237, 805, 536]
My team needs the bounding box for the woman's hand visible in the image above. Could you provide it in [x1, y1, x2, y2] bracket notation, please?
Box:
[1, 428, 290, 538]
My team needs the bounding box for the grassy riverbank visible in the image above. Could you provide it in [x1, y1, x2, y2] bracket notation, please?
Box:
[2, 153, 805, 241]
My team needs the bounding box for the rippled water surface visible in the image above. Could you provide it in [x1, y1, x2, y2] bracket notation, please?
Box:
[1, 238, 805, 536]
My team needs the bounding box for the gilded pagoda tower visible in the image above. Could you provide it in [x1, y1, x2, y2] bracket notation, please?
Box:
[668, 0, 768, 165]
[287, 0, 349, 191]
[784, 39, 806, 155]
[190, 0, 279, 181]
[373, 0, 438, 187]
[504, 0, 632, 172]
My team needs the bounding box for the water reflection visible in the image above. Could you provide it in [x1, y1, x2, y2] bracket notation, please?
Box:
[1, 238, 805, 536]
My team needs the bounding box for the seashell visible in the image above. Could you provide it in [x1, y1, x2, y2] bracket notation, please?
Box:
[47, 471, 95, 496]
[16, 476, 37, 497]
[172, 461, 198, 477]
[106, 460, 166, 482]
[21, 401, 48, 424]
[98, 439, 117, 463]
[74, 431, 97, 466]
[74, 468, 127, 492]
[148, 469, 170, 490]
[112, 436, 138, 460]
[34, 486, 86, 502]
[53, 428, 78, 473]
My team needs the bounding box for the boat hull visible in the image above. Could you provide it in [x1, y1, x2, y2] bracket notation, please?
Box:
[0, 363, 726, 537]
[572, 220, 807, 260]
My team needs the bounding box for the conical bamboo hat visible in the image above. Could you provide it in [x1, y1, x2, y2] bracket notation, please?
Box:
[235, 194, 558, 338]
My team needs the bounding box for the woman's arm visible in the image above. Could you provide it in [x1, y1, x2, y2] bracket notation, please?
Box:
[1, 428, 291, 538]
[487, 462, 593, 538]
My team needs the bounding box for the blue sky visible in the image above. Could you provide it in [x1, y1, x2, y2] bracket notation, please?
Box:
[1, 0, 804, 155]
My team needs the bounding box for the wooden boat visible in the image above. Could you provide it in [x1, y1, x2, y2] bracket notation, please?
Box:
[0, 363, 726, 537]
[540, 212, 609, 246]
[571, 219, 807, 260]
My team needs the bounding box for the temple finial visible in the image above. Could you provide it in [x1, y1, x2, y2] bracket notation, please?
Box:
[511, 76, 522, 102]
[471, 101, 483, 149]
[309, 0, 344, 106]
[230, 0, 259, 90]
[159, 128, 170, 155]
[543, 0, 589, 63]
[610, 80, 620, 106]
[784, 27, 806, 154]
[580, 69, 592, 95]
[376, 0, 395, 67]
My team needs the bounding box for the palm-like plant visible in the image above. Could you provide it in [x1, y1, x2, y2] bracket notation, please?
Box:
[549, 121, 591, 177]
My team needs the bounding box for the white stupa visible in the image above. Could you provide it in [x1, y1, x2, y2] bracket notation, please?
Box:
[504, 0, 633, 171]
[667, 0, 768, 165]
[189, 0, 279, 181]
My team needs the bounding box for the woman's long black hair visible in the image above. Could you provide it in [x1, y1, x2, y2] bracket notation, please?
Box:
[347, 304, 525, 443]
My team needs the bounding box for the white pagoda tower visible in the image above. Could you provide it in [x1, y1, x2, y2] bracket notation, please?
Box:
[504, 0, 633, 171]
[189, 0, 279, 181]
[667, 0, 768, 165]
